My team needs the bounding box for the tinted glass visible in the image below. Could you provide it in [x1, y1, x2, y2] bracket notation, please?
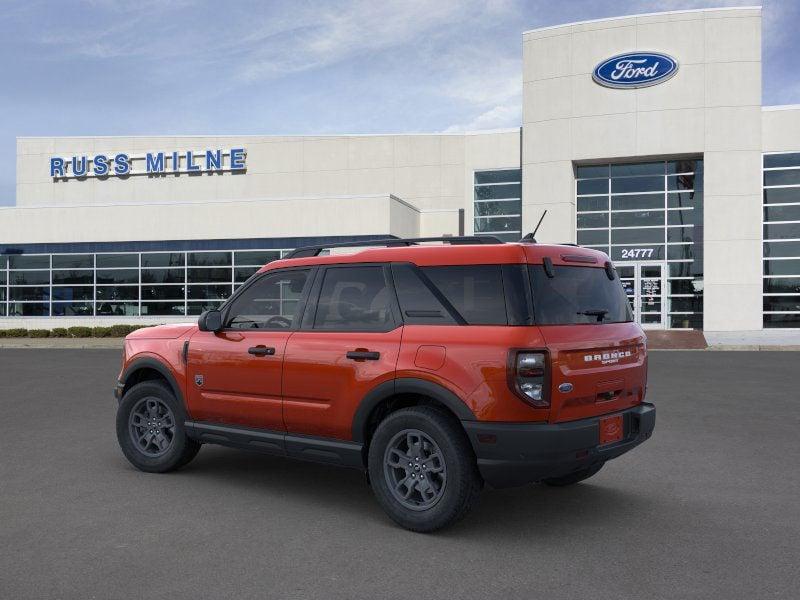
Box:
[474, 184, 521, 200]
[234, 251, 281, 266]
[10, 271, 50, 285]
[187, 284, 232, 300]
[668, 191, 702, 209]
[763, 278, 800, 294]
[234, 266, 260, 283]
[142, 268, 184, 284]
[141, 253, 185, 267]
[763, 241, 800, 258]
[422, 265, 507, 325]
[141, 302, 185, 316]
[577, 213, 608, 228]
[391, 264, 456, 325]
[611, 210, 664, 227]
[96, 269, 138, 284]
[667, 174, 698, 191]
[764, 205, 800, 223]
[141, 285, 185, 300]
[52, 286, 93, 301]
[474, 200, 520, 217]
[576, 165, 608, 178]
[314, 266, 393, 331]
[577, 230, 609, 245]
[188, 252, 231, 266]
[52, 302, 94, 316]
[9, 255, 48, 269]
[764, 153, 800, 168]
[9, 303, 49, 316]
[577, 196, 608, 212]
[611, 176, 663, 194]
[668, 209, 698, 225]
[763, 296, 800, 312]
[764, 223, 800, 240]
[529, 265, 632, 325]
[763, 188, 800, 205]
[96, 286, 139, 301]
[667, 160, 701, 174]
[187, 267, 231, 283]
[763, 314, 800, 327]
[763, 259, 800, 276]
[10, 287, 50, 301]
[612, 194, 663, 211]
[227, 269, 310, 329]
[611, 228, 664, 244]
[474, 216, 520, 234]
[667, 227, 694, 243]
[611, 162, 663, 177]
[96, 254, 138, 268]
[96, 302, 138, 316]
[52, 254, 93, 269]
[52, 270, 93, 284]
[577, 179, 607, 195]
[764, 170, 800, 186]
[474, 170, 520, 184]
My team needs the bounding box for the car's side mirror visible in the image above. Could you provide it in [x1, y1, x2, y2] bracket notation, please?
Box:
[198, 310, 223, 332]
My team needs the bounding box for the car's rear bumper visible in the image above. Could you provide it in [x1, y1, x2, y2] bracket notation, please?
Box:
[462, 403, 655, 489]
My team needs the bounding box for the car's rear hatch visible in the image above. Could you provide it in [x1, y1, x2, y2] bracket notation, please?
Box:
[523, 248, 647, 423]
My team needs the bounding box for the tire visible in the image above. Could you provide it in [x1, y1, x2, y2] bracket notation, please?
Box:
[542, 462, 604, 487]
[116, 380, 200, 473]
[368, 406, 482, 532]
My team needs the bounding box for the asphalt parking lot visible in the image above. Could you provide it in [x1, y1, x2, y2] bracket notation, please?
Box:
[1, 349, 798, 599]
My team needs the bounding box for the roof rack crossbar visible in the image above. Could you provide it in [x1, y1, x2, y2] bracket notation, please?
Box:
[284, 235, 505, 259]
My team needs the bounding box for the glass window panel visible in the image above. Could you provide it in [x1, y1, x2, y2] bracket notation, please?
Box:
[669, 314, 703, 329]
[611, 162, 663, 177]
[474, 200, 521, 217]
[667, 174, 699, 191]
[10, 287, 50, 301]
[474, 184, 521, 200]
[8, 302, 49, 316]
[96, 269, 138, 284]
[763, 188, 800, 205]
[141, 268, 185, 284]
[669, 297, 703, 312]
[10, 270, 50, 285]
[0, 255, 6, 268]
[423, 265, 508, 325]
[611, 194, 664, 210]
[9, 255, 49, 269]
[52, 286, 93, 301]
[141, 253, 185, 268]
[227, 269, 311, 330]
[667, 191, 703, 209]
[52, 270, 93, 284]
[577, 213, 609, 229]
[96, 254, 138, 268]
[667, 227, 694, 243]
[577, 179, 608, 195]
[764, 259, 800, 276]
[763, 241, 800, 258]
[187, 267, 232, 283]
[764, 205, 800, 222]
[576, 165, 609, 179]
[235, 267, 260, 283]
[187, 284, 232, 300]
[0, 304, 5, 316]
[52, 254, 93, 269]
[474, 170, 520, 184]
[187, 301, 224, 315]
[617, 265, 635, 278]
[611, 176, 664, 194]
[313, 267, 394, 331]
[52, 302, 94, 316]
[0, 288, 5, 301]
[668, 209, 699, 226]
[611, 228, 664, 244]
[577, 229, 609, 245]
[141, 302, 185, 316]
[763, 278, 800, 294]
[577, 196, 608, 212]
[764, 313, 800, 327]
[96, 286, 139, 301]
[96, 302, 139, 316]
[667, 160, 701, 174]
[140, 285, 185, 300]
[611, 246, 665, 261]
[670, 279, 703, 295]
[764, 170, 800, 186]
[611, 210, 664, 228]
[491, 232, 524, 242]
[234, 251, 281, 266]
[763, 296, 800, 312]
[668, 245, 695, 261]
[669, 262, 695, 277]
[474, 216, 521, 234]
[764, 223, 800, 240]
[764, 153, 800, 168]
[188, 251, 231, 266]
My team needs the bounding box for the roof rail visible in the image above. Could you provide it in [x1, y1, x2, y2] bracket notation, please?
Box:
[283, 235, 505, 259]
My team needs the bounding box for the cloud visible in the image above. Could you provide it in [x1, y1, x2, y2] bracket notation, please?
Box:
[442, 103, 521, 132]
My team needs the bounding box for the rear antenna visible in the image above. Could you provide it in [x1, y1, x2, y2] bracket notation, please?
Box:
[520, 209, 547, 243]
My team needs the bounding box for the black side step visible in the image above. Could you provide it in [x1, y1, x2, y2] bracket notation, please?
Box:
[184, 421, 364, 469]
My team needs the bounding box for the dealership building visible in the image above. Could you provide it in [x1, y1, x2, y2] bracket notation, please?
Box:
[1, 5, 799, 337]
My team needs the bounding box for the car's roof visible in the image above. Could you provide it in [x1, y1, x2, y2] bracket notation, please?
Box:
[260, 243, 610, 272]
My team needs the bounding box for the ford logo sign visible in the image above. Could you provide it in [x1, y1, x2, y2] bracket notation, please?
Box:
[593, 52, 678, 89]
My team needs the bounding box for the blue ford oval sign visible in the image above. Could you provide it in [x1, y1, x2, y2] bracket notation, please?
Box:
[593, 52, 678, 89]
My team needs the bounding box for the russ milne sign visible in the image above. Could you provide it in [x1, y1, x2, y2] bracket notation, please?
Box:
[49, 148, 246, 179]
[592, 52, 678, 89]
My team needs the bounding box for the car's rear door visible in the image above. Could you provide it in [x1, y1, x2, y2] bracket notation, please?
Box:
[186, 267, 314, 430]
[282, 264, 402, 440]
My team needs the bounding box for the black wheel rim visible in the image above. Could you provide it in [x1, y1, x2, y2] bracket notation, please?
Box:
[383, 429, 447, 511]
[128, 397, 176, 457]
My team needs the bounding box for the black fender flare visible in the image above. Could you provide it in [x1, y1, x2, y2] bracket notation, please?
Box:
[120, 357, 185, 409]
[351, 377, 476, 443]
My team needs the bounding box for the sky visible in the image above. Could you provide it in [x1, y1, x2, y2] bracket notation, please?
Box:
[1, 0, 799, 206]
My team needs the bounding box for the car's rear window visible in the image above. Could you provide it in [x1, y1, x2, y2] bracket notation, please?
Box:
[529, 265, 632, 325]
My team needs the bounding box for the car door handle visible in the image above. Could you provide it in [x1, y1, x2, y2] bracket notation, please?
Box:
[248, 345, 276, 356]
[346, 350, 381, 361]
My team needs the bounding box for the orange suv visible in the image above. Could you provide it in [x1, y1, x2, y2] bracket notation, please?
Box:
[115, 236, 655, 532]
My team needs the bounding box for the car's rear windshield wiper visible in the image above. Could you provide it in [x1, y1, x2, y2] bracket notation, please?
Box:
[577, 309, 609, 322]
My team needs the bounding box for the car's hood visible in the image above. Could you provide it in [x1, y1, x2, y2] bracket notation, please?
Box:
[126, 323, 197, 340]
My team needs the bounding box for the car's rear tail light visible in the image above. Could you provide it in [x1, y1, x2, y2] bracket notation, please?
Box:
[508, 350, 549, 408]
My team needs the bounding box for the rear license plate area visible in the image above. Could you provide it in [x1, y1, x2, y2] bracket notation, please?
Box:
[599, 414, 624, 445]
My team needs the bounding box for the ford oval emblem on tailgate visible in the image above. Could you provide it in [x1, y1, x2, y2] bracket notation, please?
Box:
[558, 383, 573, 393]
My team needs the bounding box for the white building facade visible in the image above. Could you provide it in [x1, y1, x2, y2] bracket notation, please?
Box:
[2, 6, 799, 335]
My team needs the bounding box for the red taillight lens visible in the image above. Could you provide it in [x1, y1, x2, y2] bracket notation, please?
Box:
[509, 351, 549, 408]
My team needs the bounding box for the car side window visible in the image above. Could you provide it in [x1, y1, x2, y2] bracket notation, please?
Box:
[313, 266, 395, 331]
[225, 269, 310, 329]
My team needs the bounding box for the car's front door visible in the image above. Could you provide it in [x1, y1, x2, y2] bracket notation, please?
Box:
[282, 264, 402, 440]
[186, 267, 314, 430]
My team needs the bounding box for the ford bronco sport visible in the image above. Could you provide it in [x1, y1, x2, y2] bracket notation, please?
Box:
[115, 236, 655, 532]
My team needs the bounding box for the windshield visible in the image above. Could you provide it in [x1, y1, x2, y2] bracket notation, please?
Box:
[529, 265, 633, 325]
